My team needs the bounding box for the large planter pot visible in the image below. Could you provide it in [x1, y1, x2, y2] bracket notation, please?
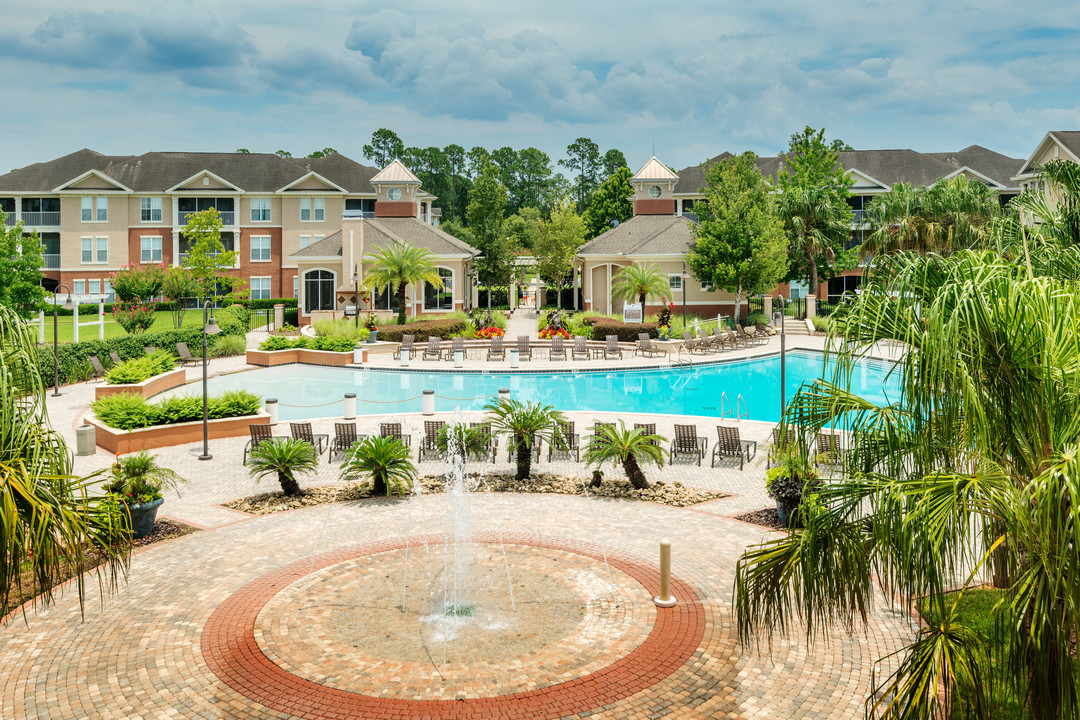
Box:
[127, 497, 164, 539]
[775, 498, 799, 526]
[367, 329, 378, 343]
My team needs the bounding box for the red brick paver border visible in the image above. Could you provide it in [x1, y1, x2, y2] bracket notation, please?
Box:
[203, 532, 706, 719]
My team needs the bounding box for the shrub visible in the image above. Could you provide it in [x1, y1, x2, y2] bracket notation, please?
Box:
[210, 334, 247, 357]
[211, 304, 249, 336]
[283, 308, 298, 326]
[810, 316, 832, 333]
[589, 320, 660, 342]
[92, 389, 262, 430]
[741, 312, 770, 328]
[378, 319, 468, 342]
[311, 336, 356, 352]
[258, 335, 307, 351]
[105, 350, 175, 385]
[313, 318, 369, 342]
[113, 303, 157, 334]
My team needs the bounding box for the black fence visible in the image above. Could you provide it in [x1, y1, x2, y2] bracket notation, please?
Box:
[747, 297, 765, 317]
[778, 297, 807, 320]
[540, 287, 582, 309]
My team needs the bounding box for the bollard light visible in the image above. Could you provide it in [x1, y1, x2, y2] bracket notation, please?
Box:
[653, 538, 676, 607]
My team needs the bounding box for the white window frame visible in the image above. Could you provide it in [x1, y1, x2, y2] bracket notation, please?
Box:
[300, 235, 311, 248]
[73, 280, 85, 295]
[104, 279, 114, 302]
[81, 197, 107, 222]
[140, 197, 162, 223]
[300, 198, 311, 222]
[80, 236, 108, 264]
[81, 237, 93, 263]
[250, 276, 271, 301]
[88, 279, 101, 296]
[668, 274, 683, 292]
[302, 268, 336, 316]
[140, 236, 162, 264]
[424, 266, 455, 312]
[96, 236, 107, 263]
[250, 235, 271, 262]
[314, 198, 324, 221]
[293, 276, 298, 299]
[700, 281, 714, 292]
[250, 197, 271, 223]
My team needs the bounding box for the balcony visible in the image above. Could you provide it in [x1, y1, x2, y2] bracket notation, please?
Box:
[342, 209, 375, 219]
[3, 215, 15, 227]
[41, 254, 59, 269]
[178, 253, 189, 265]
[851, 209, 865, 222]
[21, 212, 60, 226]
[178, 211, 234, 226]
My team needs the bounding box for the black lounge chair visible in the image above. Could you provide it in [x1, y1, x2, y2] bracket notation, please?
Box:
[380, 422, 412, 447]
[711, 425, 757, 470]
[176, 342, 198, 367]
[548, 421, 580, 462]
[330, 422, 363, 463]
[290, 422, 328, 455]
[669, 424, 707, 465]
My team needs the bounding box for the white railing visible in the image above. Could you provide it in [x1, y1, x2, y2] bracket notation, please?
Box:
[21, 211, 60, 226]
[41, 254, 60, 269]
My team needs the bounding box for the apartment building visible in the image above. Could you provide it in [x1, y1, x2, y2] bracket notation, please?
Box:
[0, 149, 441, 303]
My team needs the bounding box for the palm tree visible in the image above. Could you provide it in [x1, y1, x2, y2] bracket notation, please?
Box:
[340, 435, 416, 496]
[734, 249, 1080, 719]
[247, 438, 318, 496]
[582, 421, 665, 490]
[362, 241, 444, 325]
[610, 264, 671, 309]
[0, 304, 127, 617]
[775, 184, 851, 296]
[483, 399, 566, 481]
[1011, 158, 1080, 249]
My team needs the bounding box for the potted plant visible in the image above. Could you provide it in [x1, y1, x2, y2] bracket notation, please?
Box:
[764, 444, 819, 526]
[103, 451, 186, 538]
[364, 313, 379, 343]
[657, 302, 674, 340]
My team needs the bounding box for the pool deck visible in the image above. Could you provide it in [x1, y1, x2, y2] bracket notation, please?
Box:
[4, 330, 918, 720]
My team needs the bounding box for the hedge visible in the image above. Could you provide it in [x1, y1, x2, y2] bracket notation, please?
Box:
[588, 320, 660, 342]
[91, 389, 262, 430]
[378, 319, 469, 342]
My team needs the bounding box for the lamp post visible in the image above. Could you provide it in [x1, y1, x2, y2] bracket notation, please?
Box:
[198, 300, 221, 461]
[776, 294, 786, 417]
[351, 264, 360, 331]
[51, 285, 74, 396]
[681, 262, 689, 326]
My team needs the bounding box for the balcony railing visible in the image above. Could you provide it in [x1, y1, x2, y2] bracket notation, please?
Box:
[342, 210, 375, 219]
[851, 209, 865, 222]
[41, 254, 59, 269]
[178, 253, 189, 265]
[21, 212, 60, 226]
[178, 211, 234, 226]
[3, 214, 16, 226]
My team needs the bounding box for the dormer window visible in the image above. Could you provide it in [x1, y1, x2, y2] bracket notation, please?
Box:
[648, 185, 662, 199]
[387, 187, 402, 202]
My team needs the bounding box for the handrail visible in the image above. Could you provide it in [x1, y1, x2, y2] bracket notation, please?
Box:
[720, 392, 731, 419]
[720, 392, 749, 421]
[735, 393, 749, 421]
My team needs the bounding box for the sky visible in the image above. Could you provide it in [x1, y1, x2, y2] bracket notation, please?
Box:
[2, 0, 1078, 175]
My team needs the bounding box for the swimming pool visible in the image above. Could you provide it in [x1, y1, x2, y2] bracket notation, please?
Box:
[175, 351, 901, 423]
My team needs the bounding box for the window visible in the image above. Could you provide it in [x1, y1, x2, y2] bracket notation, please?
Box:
[250, 277, 271, 300]
[140, 236, 162, 263]
[700, 281, 714, 292]
[88, 279, 101, 295]
[73, 280, 85, 295]
[81, 197, 107, 222]
[372, 283, 401, 311]
[668, 274, 682, 291]
[81, 237, 93, 263]
[648, 185, 662, 199]
[250, 236, 271, 262]
[96, 237, 107, 263]
[301, 198, 324, 222]
[314, 198, 324, 221]
[251, 198, 271, 222]
[387, 187, 402, 202]
[104, 280, 114, 303]
[81, 237, 107, 263]
[140, 197, 162, 222]
[293, 277, 298, 299]
[300, 235, 311, 248]
[303, 269, 335, 313]
[424, 267, 454, 311]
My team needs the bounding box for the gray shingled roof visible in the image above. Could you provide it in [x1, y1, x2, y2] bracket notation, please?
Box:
[290, 218, 478, 261]
[925, 145, 1024, 187]
[0, 149, 381, 194]
[578, 215, 698, 256]
[1051, 131, 1080, 161]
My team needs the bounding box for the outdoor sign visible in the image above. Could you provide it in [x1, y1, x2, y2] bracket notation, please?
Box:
[623, 302, 643, 323]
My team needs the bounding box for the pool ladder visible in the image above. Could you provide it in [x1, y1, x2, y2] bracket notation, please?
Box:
[671, 344, 692, 366]
[720, 392, 749, 421]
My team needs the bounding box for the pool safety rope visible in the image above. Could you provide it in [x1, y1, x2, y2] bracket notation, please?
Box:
[276, 391, 498, 409]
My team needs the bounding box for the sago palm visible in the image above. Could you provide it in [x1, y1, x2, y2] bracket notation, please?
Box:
[483, 399, 566, 481]
[340, 435, 416, 496]
[610, 264, 671, 308]
[0, 304, 127, 617]
[734, 248, 1080, 719]
[582, 421, 665, 490]
[247, 438, 318, 496]
[363, 241, 443, 325]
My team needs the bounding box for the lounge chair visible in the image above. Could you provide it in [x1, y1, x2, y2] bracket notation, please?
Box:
[549, 335, 567, 361]
[698, 328, 717, 354]
[572, 336, 590, 361]
[603, 335, 623, 360]
[88, 355, 107, 383]
[422, 337, 442, 361]
[516, 335, 533, 361]
[710, 327, 732, 352]
[393, 334, 416, 360]
[587, 421, 616, 467]
[767, 424, 804, 468]
[711, 425, 758, 470]
[634, 333, 664, 358]
[548, 421, 580, 462]
[727, 328, 749, 349]
[681, 330, 708, 355]
[109, 351, 123, 366]
[176, 342, 198, 367]
[290, 421, 328, 455]
[487, 336, 505, 361]
[469, 422, 498, 463]
[380, 422, 412, 447]
[443, 336, 466, 360]
[815, 431, 846, 470]
[243, 423, 275, 465]
[418, 420, 446, 461]
[633, 422, 660, 447]
[330, 422, 362, 463]
[669, 424, 707, 465]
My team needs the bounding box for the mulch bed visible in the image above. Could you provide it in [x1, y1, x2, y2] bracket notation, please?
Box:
[734, 507, 788, 531]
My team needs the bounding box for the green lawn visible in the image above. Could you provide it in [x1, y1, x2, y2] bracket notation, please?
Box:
[30, 310, 208, 344]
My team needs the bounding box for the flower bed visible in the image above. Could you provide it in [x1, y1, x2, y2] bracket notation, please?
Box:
[476, 326, 505, 339]
[88, 411, 270, 455]
[538, 327, 570, 340]
[95, 367, 187, 401]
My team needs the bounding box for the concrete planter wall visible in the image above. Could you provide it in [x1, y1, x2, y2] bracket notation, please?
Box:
[95, 367, 187, 401]
[88, 411, 270, 455]
[246, 348, 354, 367]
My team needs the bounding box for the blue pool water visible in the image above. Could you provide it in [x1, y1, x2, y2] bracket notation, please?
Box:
[179, 351, 901, 422]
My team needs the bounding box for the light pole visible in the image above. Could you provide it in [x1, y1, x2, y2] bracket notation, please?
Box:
[776, 294, 786, 417]
[198, 300, 221, 461]
[681, 262, 689, 326]
[351, 264, 360, 331]
[52, 285, 74, 396]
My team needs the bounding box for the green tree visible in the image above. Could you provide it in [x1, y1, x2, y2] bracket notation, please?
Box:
[610, 263, 672, 309]
[583, 421, 666, 490]
[533, 202, 585, 308]
[0, 304, 126, 616]
[505, 207, 541, 252]
[687, 153, 788, 322]
[340, 435, 416, 496]
[582, 166, 634, 239]
[362, 241, 443, 325]
[437, 220, 476, 247]
[161, 267, 199, 329]
[784, 125, 853, 155]
[483, 398, 566, 481]
[363, 128, 405, 168]
[443, 143, 467, 222]
[274, 150, 292, 158]
[559, 137, 601, 213]
[467, 161, 516, 306]
[307, 147, 337, 158]
[1011, 158, 1080, 248]
[602, 148, 628, 177]
[235, 148, 250, 154]
[247, 438, 318, 496]
[735, 249, 1080, 719]
[467, 146, 491, 179]
[0, 211, 47, 315]
[181, 207, 239, 303]
[518, 147, 558, 211]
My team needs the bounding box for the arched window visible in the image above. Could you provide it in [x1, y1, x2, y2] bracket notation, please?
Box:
[303, 269, 335, 314]
[424, 267, 454, 311]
